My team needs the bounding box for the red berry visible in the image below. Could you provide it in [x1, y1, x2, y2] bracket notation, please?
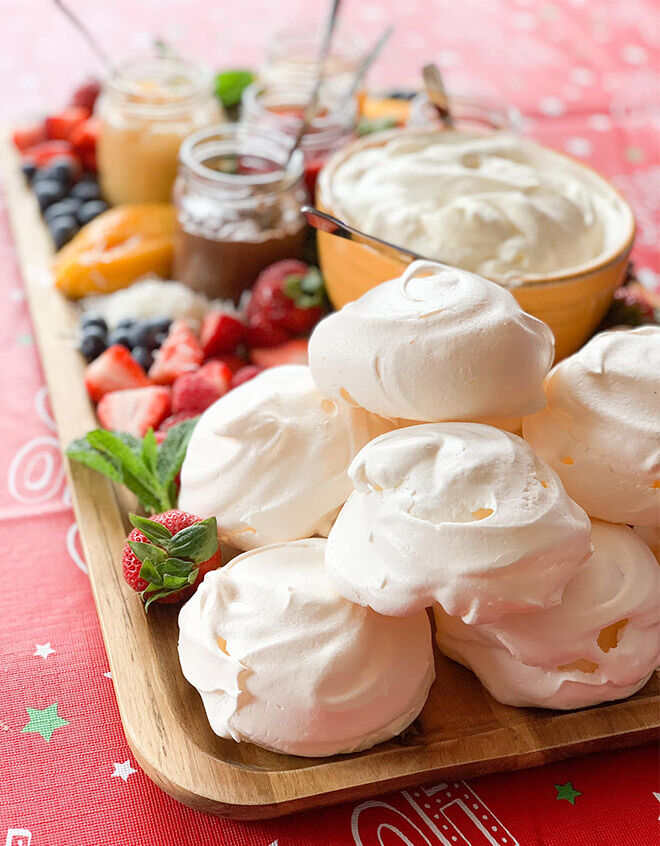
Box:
[198, 359, 233, 393]
[21, 140, 77, 167]
[70, 79, 101, 112]
[97, 386, 171, 437]
[84, 344, 151, 402]
[122, 510, 221, 606]
[172, 367, 230, 416]
[45, 107, 91, 142]
[148, 319, 203, 385]
[158, 411, 199, 434]
[12, 123, 47, 152]
[213, 354, 247, 373]
[231, 364, 263, 388]
[246, 260, 325, 335]
[200, 311, 245, 358]
[249, 338, 309, 369]
[245, 313, 291, 348]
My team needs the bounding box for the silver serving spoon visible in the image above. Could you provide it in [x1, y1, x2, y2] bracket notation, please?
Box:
[302, 205, 429, 263]
[336, 26, 394, 112]
[422, 63, 453, 128]
[51, 0, 113, 68]
[284, 0, 343, 167]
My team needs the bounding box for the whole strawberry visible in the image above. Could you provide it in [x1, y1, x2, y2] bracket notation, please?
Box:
[246, 260, 326, 337]
[122, 510, 221, 608]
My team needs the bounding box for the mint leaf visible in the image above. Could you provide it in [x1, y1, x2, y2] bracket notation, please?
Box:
[214, 69, 255, 108]
[129, 513, 173, 545]
[141, 428, 158, 476]
[167, 517, 218, 562]
[87, 429, 166, 512]
[66, 438, 123, 483]
[356, 115, 398, 137]
[157, 417, 199, 495]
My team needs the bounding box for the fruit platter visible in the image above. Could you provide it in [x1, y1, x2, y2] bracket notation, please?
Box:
[2, 6, 659, 822]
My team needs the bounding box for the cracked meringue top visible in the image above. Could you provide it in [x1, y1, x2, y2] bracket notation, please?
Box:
[308, 260, 555, 423]
[523, 326, 660, 526]
[329, 131, 632, 283]
[325, 422, 592, 624]
[177, 539, 435, 757]
[434, 520, 660, 709]
[178, 365, 393, 550]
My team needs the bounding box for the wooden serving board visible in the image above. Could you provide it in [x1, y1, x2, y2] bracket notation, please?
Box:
[2, 133, 658, 820]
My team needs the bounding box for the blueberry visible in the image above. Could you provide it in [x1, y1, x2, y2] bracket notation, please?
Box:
[44, 198, 83, 224]
[153, 331, 168, 348]
[146, 316, 172, 335]
[131, 345, 153, 370]
[116, 317, 136, 331]
[79, 327, 107, 361]
[48, 215, 79, 249]
[80, 313, 107, 332]
[130, 322, 159, 350]
[34, 179, 66, 211]
[70, 179, 101, 202]
[77, 199, 109, 226]
[42, 157, 76, 187]
[21, 161, 37, 182]
[107, 329, 133, 349]
[386, 89, 416, 100]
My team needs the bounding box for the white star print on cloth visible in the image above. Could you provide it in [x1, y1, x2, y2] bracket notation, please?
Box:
[33, 643, 54, 660]
[111, 761, 137, 782]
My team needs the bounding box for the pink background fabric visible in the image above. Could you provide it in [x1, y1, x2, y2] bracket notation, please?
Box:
[1, 2, 658, 844]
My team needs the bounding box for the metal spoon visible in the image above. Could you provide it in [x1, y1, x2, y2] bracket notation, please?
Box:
[336, 26, 394, 112]
[51, 0, 113, 69]
[422, 63, 453, 128]
[302, 205, 429, 263]
[284, 0, 343, 167]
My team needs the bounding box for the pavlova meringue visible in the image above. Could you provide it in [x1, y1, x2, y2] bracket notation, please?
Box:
[178, 365, 392, 550]
[523, 326, 660, 526]
[434, 520, 660, 709]
[308, 261, 554, 422]
[326, 423, 592, 623]
[178, 539, 435, 756]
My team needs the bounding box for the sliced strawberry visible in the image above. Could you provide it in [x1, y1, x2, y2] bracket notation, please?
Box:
[249, 338, 309, 369]
[245, 313, 291, 348]
[70, 116, 101, 155]
[69, 79, 101, 112]
[84, 344, 151, 402]
[172, 369, 229, 415]
[200, 311, 245, 358]
[12, 123, 47, 152]
[148, 320, 203, 385]
[97, 386, 171, 437]
[213, 354, 247, 373]
[198, 360, 233, 394]
[231, 364, 263, 388]
[45, 107, 91, 142]
[22, 140, 76, 167]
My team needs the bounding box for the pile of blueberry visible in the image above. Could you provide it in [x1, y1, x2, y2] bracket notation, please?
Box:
[22, 158, 108, 249]
[79, 313, 173, 370]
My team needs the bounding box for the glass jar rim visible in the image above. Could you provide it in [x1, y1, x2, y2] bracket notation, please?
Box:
[178, 124, 305, 195]
[106, 55, 213, 111]
[409, 92, 522, 132]
[268, 26, 365, 66]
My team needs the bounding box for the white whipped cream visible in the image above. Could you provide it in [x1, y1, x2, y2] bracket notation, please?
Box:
[434, 520, 660, 709]
[177, 539, 435, 756]
[309, 260, 554, 423]
[523, 326, 660, 526]
[327, 131, 631, 283]
[326, 423, 592, 623]
[178, 365, 393, 550]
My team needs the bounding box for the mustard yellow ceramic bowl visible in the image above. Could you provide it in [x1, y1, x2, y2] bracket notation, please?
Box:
[316, 130, 635, 360]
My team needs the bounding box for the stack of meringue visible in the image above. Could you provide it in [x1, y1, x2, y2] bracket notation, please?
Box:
[177, 261, 660, 757]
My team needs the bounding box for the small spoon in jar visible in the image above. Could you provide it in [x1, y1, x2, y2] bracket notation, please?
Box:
[422, 63, 453, 128]
[336, 26, 394, 112]
[302, 205, 429, 263]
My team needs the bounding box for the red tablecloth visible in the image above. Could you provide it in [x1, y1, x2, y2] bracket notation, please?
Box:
[1, 2, 658, 845]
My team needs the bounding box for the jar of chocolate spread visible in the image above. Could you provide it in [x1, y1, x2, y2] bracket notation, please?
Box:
[172, 125, 307, 301]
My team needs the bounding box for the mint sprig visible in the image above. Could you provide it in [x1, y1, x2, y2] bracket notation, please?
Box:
[214, 69, 255, 109]
[66, 417, 199, 514]
[127, 513, 218, 609]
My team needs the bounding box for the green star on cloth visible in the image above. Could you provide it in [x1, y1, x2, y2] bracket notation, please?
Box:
[21, 703, 69, 742]
[555, 782, 582, 805]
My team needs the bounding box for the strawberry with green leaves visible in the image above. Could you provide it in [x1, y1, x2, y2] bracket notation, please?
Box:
[123, 510, 221, 608]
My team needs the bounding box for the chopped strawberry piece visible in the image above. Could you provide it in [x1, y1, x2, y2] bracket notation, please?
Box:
[12, 123, 47, 152]
[172, 369, 229, 415]
[45, 107, 91, 142]
[22, 140, 76, 167]
[245, 314, 291, 348]
[148, 320, 203, 385]
[97, 386, 172, 437]
[249, 338, 309, 369]
[213, 354, 248, 373]
[84, 344, 151, 402]
[231, 365, 263, 388]
[198, 360, 233, 394]
[200, 311, 245, 358]
[69, 79, 101, 112]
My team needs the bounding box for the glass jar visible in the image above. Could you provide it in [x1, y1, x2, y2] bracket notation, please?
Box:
[261, 27, 366, 96]
[172, 125, 308, 302]
[97, 56, 222, 205]
[241, 81, 358, 196]
[407, 93, 522, 133]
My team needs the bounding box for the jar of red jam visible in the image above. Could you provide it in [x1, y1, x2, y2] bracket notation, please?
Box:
[172, 125, 307, 302]
[241, 81, 358, 196]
